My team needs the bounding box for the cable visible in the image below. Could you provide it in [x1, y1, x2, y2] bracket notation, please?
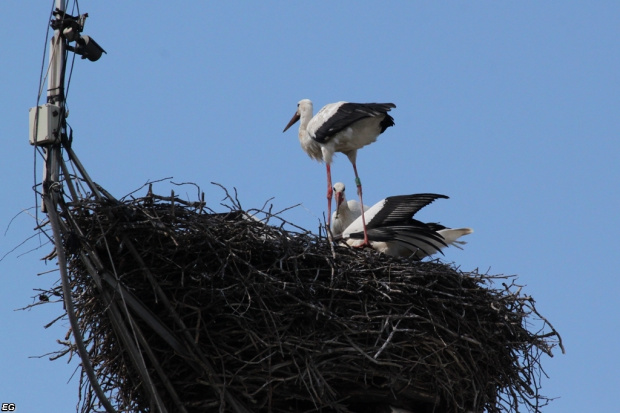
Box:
[43, 194, 117, 413]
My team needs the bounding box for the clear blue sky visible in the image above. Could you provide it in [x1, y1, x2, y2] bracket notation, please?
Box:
[2, 2, 619, 411]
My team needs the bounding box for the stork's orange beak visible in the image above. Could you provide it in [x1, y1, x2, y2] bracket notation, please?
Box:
[283, 112, 300, 132]
[334, 190, 344, 214]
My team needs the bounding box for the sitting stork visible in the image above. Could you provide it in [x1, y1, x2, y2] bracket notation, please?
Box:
[283, 99, 395, 245]
[330, 182, 369, 238]
[338, 193, 473, 260]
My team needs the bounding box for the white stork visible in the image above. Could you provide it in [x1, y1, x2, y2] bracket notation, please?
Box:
[283, 99, 395, 245]
[330, 182, 369, 238]
[338, 193, 473, 260]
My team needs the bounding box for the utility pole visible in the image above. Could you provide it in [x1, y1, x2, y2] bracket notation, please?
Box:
[29, 1, 106, 211]
[41, 0, 66, 211]
[29, 3, 114, 411]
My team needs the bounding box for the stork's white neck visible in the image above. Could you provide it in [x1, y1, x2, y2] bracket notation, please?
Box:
[297, 100, 314, 140]
[295, 100, 323, 161]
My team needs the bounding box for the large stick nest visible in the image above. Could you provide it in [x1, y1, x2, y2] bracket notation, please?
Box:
[38, 184, 562, 413]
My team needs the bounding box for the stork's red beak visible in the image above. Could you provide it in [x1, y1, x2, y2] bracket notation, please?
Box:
[334, 190, 344, 216]
[283, 112, 301, 132]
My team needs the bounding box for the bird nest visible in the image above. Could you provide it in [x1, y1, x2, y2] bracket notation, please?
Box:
[35, 183, 563, 413]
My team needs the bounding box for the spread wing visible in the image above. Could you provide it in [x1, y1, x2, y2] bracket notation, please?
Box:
[366, 194, 449, 229]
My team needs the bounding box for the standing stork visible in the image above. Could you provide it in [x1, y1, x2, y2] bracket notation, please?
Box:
[283, 99, 395, 245]
[338, 193, 474, 260]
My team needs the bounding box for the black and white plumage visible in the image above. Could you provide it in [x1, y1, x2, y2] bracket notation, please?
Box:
[283, 99, 395, 244]
[338, 193, 473, 260]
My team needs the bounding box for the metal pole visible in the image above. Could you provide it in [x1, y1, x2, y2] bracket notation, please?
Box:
[42, 0, 66, 211]
[48, 0, 66, 106]
[40, 3, 117, 411]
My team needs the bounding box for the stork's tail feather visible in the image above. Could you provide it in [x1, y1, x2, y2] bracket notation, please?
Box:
[437, 227, 473, 247]
[379, 113, 395, 132]
[450, 239, 468, 250]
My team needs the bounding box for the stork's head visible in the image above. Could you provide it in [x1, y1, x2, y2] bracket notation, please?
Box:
[283, 99, 313, 132]
[333, 182, 346, 215]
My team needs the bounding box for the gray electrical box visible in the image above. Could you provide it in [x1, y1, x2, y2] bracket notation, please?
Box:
[29, 104, 62, 145]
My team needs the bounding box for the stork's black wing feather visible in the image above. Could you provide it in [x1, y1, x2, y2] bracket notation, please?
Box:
[426, 222, 448, 232]
[346, 224, 448, 256]
[366, 194, 449, 229]
[313, 102, 395, 143]
[348, 224, 444, 244]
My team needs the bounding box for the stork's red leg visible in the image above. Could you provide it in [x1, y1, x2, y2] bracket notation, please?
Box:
[326, 163, 333, 228]
[352, 163, 370, 246]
